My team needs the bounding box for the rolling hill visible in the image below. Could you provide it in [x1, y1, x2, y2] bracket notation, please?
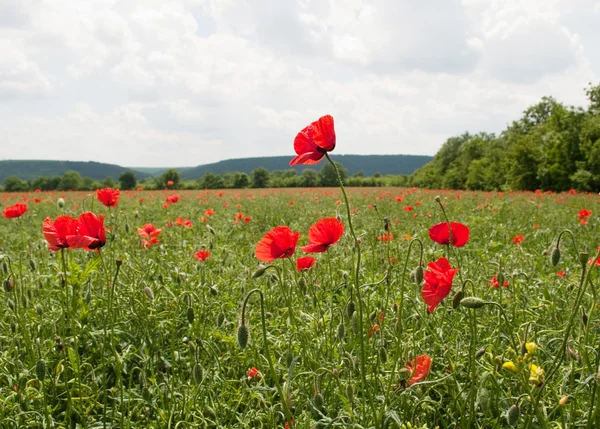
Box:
[180, 154, 432, 180]
[0, 160, 151, 183]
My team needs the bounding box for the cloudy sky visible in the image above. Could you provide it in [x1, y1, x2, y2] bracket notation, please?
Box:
[1, 0, 599, 167]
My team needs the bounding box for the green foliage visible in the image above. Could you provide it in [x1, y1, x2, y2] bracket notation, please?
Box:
[319, 162, 347, 187]
[3, 176, 28, 192]
[58, 171, 84, 191]
[158, 168, 181, 189]
[250, 167, 270, 188]
[410, 83, 600, 192]
[119, 171, 137, 190]
[198, 172, 225, 189]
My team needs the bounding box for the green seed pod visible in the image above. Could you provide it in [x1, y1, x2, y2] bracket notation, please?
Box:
[346, 384, 354, 403]
[551, 246, 561, 266]
[57, 198, 65, 208]
[143, 286, 154, 300]
[188, 340, 196, 353]
[507, 404, 520, 426]
[252, 265, 268, 278]
[475, 347, 486, 360]
[452, 289, 464, 309]
[187, 307, 195, 324]
[379, 347, 388, 364]
[351, 313, 359, 335]
[209, 286, 218, 296]
[580, 251, 589, 268]
[285, 350, 293, 366]
[1, 260, 8, 275]
[336, 322, 346, 341]
[347, 301, 356, 318]
[298, 277, 306, 293]
[3, 278, 13, 293]
[415, 265, 424, 284]
[207, 225, 216, 235]
[476, 387, 490, 413]
[10, 321, 15, 333]
[237, 324, 249, 349]
[29, 258, 37, 272]
[192, 363, 203, 384]
[7, 298, 15, 311]
[36, 359, 47, 380]
[203, 406, 216, 420]
[124, 222, 130, 234]
[582, 308, 588, 326]
[217, 312, 225, 327]
[460, 297, 486, 309]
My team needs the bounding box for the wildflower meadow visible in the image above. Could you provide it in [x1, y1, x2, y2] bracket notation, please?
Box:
[1, 116, 600, 428]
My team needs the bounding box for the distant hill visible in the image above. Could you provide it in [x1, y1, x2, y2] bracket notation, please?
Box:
[0, 160, 151, 182]
[180, 154, 432, 180]
[130, 167, 193, 176]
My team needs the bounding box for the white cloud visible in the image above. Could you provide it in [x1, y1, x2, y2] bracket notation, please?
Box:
[0, 0, 598, 167]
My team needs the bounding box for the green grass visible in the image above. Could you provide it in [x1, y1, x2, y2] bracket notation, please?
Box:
[0, 186, 598, 428]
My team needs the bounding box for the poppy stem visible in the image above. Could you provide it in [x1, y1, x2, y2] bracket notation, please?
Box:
[324, 153, 378, 428]
[240, 288, 293, 422]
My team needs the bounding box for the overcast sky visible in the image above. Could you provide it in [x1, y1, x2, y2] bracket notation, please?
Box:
[1, 0, 599, 167]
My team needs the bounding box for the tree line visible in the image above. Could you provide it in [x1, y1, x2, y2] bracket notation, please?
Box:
[1, 163, 409, 192]
[408, 83, 600, 192]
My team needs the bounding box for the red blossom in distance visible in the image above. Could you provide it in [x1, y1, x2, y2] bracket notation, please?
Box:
[489, 275, 509, 288]
[421, 257, 459, 313]
[513, 234, 525, 245]
[195, 250, 211, 262]
[2, 203, 27, 219]
[289, 115, 336, 166]
[301, 217, 344, 253]
[296, 256, 316, 272]
[428, 222, 470, 247]
[96, 188, 120, 208]
[137, 223, 162, 239]
[255, 226, 299, 262]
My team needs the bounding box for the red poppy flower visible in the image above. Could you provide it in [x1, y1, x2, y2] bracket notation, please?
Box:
[96, 188, 120, 208]
[195, 250, 210, 262]
[167, 180, 174, 186]
[255, 226, 299, 262]
[578, 209, 592, 220]
[428, 222, 470, 247]
[204, 208, 215, 217]
[406, 355, 432, 386]
[137, 223, 162, 239]
[489, 275, 509, 288]
[289, 115, 336, 166]
[300, 218, 344, 253]
[2, 203, 27, 219]
[421, 257, 459, 313]
[296, 256, 316, 272]
[68, 212, 106, 251]
[166, 194, 180, 204]
[377, 232, 394, 242]
[244, 216, 251, 224]
[513, 234, 525, 245]
[247, 367, 260, 379]
[42, 216, 78, 251]
[556, 270, 565, 277]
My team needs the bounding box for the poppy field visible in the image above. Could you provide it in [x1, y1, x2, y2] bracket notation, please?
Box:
[1, 117, 600, 428]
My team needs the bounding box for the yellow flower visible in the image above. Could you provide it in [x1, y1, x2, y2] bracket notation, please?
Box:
[502, 361, 517, 373]
[529, 363, 544, 385]
[525, 342, 538, 355]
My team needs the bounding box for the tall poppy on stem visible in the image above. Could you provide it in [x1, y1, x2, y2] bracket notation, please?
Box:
[300, 218, 344, 253]
[289, 115, 336, 166]
[296, 256, 316, 272]
[97, 188, 120, 208]
[68, 212, 106, 251]
[42, 216, 78, 251]
[421, 257, 459, 313]
[2, 203, 28, 219]
[428, 222, 470, 247]
[255, 226, 299, 262]
[137, 223, 161, 239]
[406, 355, 432, 386]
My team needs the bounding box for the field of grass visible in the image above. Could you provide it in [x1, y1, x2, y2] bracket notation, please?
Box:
[0, 184, 599, 428]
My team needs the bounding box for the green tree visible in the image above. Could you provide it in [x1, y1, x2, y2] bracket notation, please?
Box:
[232, 172, 250, 188]
[3, 176, 28, 192]
[119, 171, 137, 190]
[58, 171, 84, 191]
[300, 169, 318, 187]
[319, 162, 347, 187]
[199, 172, 225, 189]
[101, 176, 116, 188]
[251, 168, 270, 188]
[160, 169, 181, 189]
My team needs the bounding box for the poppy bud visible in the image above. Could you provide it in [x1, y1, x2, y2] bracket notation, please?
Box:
[409, 270, 417, 283]
[1, 259, 8, 275]
[346, 384, 354, 403]
[285, 350, 293, 366]
[383, 217, 390, 231]
[347, 301, 356, 318]
[551, 246, 561, 266]
[379, 347, 388, 364]
[475, 347, 486, 360]
[507, 404, 520, 425]
[579, 251, 589, 268]
[298, 277, 306, 293]
[36, 304, 43, 316]
[336, 322, 346, 341]
[187, 307, 195, 324]
[336, 214, 342, 222]
[57, 198, 65, 208]
[7, 299, 15, 311]
[29, 258, 37, 272]
[434, 195, 441, 202]
[582, 308, 588, 326]
[209, 286, 218, 296]
[460, 297, 487, 309]
[36, 359, 47, 380]
[203, 406, 216, 420]
[312, 392, 324, 418]
[10, 321, 16, 332]
[496, 271, 504, 289]
[143, 286, 154, 301]
[217, 312, 225, 327]
[351, 313, 359, 334]
[85, 290, 92, 304]
[124, 222, 130, 234]
[415, 265, 424, 284]
[188, 340, 196, 353]
[369, 310, 377, 321]
[192, 363, 203, 384]
[237, 324, 249, 349]
[452, 290, 464, 309]
[207, 225, 216, 235]
[476, 387, 490, 413]
[3, 278, 14, 293]
[252, 265, 268, 278]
